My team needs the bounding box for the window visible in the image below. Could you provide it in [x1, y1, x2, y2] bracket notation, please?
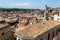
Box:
[18, 39, 20, 40]
[5, 38, 10, 40]
[5, 39, 8, 40]
[1, 32, 4, 36]
[41, 38, 43, 40]
[52, 31, 55, 38]
[57, 18, 59, 20]
[59, 28, 60, 32]
[14, 38, 16, 40]
[5, 36, 11, 40]
[48, 33, 50, 40]
[52, 31, 55, 40]
[56, 29, 59, 36]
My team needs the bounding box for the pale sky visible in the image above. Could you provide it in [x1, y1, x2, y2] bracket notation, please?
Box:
[0, 0, 60, 9]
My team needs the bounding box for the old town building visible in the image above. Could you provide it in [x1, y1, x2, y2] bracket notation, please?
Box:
[15, 20, 60, 40]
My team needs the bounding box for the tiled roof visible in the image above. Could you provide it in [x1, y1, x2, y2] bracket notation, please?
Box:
[16, 20, 60, 38]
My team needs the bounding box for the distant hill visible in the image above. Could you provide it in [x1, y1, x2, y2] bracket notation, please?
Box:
[0, 8, 41, 12]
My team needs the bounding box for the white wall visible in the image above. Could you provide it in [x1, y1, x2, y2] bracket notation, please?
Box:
[17, 36, 22, 40]
[54, 15, 60, 21]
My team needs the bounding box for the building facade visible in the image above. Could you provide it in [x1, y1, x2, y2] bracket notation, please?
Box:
[15, 20, 60, 40]
[0, 23, 14, 40]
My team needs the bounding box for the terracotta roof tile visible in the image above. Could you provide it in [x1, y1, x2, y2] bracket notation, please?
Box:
[16, 20, 60, 38]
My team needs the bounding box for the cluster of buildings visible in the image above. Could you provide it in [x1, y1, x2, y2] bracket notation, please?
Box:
[44, 5, 60, 21]
[0, 5, 60, 40]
